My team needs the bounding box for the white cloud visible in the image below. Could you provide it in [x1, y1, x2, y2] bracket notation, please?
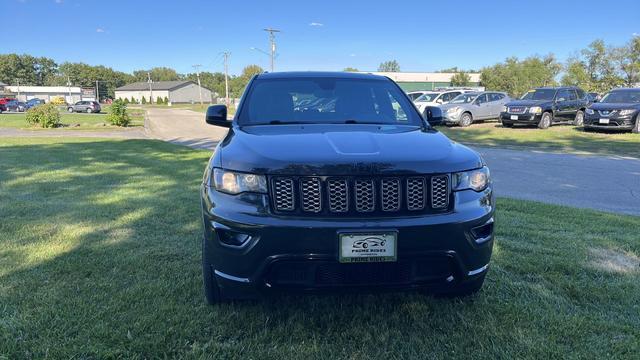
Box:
[309, 22, 324, 27]
[633, 32, 639, 37]
[55, 0, 63, 4]
[96, 28, 105, 33]
[349, 54, 356, 57]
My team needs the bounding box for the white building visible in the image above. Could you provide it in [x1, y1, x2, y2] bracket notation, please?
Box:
[359, 72, 483, 92]
[115, 80, 213, 104]
[4, 85, 82, 103]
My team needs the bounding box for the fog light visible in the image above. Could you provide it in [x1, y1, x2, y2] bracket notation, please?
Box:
[471, 218, 494, 244]
[213, 223, 253, 247]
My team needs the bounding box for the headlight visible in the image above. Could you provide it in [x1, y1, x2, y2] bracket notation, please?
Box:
[453, 167, 490, 192]
[446, 106, 461, 113]
[528, 106, 542, 114]
[585, 108, 595, 115]
[501, 106, 507, 112]
[618, 109, 636, 116]
[212, 168, 267, 194]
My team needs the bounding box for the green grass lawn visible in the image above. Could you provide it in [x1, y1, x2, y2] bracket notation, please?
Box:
[439, 122, 640, 158]
[0, 107, 144, 130]
[0, 137, 638, 359]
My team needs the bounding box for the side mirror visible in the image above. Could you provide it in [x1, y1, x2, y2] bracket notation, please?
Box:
[205, 105, 231, 128]
[424, 106, 443, 126]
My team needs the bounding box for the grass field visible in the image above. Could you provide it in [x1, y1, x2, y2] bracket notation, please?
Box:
[0, 137, 638, 359]
[0, 106, 144, 130]
[439, 122, 640, 158]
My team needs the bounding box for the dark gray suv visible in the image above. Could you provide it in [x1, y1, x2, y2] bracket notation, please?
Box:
[67, 101, 101, 113]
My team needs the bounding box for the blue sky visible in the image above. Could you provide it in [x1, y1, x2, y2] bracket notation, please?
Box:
[5, 0, 640, 75]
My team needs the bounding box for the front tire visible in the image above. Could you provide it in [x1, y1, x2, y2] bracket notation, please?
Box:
[86, 108, 92, 114]
[538, 112, 552, 129]
[502, 121, 513, 128]
[573, 110, 584, 126]
[632, 115, 640, 134]
[459, 112, 473, 127]
[202, 237, 223, 304]
[67, 107, 74, 113]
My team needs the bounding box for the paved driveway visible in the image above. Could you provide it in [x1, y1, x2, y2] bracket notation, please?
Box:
[146, 108, 640, 216]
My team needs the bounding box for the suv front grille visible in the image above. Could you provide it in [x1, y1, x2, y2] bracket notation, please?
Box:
[270, 175, 450, 216]
[508, 106, 526, 114]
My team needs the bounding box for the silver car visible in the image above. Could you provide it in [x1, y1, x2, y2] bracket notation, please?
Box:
[440, 92, 510, 127]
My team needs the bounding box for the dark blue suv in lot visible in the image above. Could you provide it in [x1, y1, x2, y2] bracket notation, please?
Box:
[584, 88, 640, 133]
[500, 86, 590, 129]
[200, 72, 495, 303]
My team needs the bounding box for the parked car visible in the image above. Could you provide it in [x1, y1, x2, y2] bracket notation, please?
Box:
[414, 90, 467, 114]
[584, 88, 640, 133]
[50, 96, 67, 105]
[0, 103, 6, 113]
[406, 90, 430, 101]
[500, 86, 590, 129]
[439, 92, 510, 127]
[0, 97, 16, 105]
[199, 71, 495, 303]
[67, 101, 101, 113]
[25, 98, 45, 109]
[5, 100, 26, 112]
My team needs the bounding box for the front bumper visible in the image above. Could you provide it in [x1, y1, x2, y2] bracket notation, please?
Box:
[201, 184, 495, 298]
[443, 112, 462, 123]
[584, 115, 635, 130]
[500, 112, 542, 123]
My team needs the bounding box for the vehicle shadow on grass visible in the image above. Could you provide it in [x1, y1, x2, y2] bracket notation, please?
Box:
[438, 123, 640, 158]
[0, 139, 638, 358]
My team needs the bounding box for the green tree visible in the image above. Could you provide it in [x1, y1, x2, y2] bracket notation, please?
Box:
[343, 67, 359, 72]
[133, 67, 181, 82]
[450, 72, 471, 86]
[25, 103, 60, 128]
[163, 96, 169, 104]
[130, 96, 136, 104]
[378, 60, 400, 72]
[611, 36, 640, 87]
[481, 54, 561, 97]
[240, 64, 264, 79]
[156, 96, 163, 104]
[141, 96, 147, 104]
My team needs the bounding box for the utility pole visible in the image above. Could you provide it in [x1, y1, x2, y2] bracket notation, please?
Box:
[66, 75, 72, 103]
[223, 52, 230, 107]
[17, 80, 20, 98]
[263, 28, 280, 72]
[147, 72, 153, 104]
[95, 80, 99, 102]
[192, 64, 203, 105]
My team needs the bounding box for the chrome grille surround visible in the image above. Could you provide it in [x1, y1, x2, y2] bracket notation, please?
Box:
[431, 175, 449, 209]
[354, 179, 375, 212]
[381, 178, 401, 212]
[300, 177, 322, 213]
[272, 178, 295, 211]
[508, 106, 527, 114]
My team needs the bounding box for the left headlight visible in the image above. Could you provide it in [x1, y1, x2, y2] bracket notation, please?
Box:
[453, 166, 490, 192]
[212, 168, 267, 194]
[585, 108, 595, 115]
[501, 106, 507, 113]
[446, 106, 461, 113]
[618, 109, 636, 116]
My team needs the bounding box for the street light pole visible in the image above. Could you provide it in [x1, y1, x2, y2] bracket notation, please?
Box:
[147, 72, 153, 104]
[223, 52, 230, 107]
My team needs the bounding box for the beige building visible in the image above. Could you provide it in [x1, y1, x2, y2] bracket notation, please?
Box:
[115, 80, 213, 104]
[360, 72, 483, 92]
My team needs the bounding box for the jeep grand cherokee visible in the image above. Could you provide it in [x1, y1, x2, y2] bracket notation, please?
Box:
[200, 72, 495, 303]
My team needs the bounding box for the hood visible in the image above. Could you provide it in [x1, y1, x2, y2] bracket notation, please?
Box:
[505, 99, 551, 107]
[217, 124, 483, 175]
[589, 102, 640, 111]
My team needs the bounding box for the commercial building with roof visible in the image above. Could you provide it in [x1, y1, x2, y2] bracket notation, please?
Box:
[115, 80, 213, 104]
[362, 72, 482, 92]
[3, 85, 83, 103]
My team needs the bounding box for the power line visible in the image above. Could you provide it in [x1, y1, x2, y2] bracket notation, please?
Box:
[263, 28, 280, 72]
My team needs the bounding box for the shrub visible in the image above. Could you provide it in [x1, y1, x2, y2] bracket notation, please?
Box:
[156, 96, 164, 105]
[141, 96, 147, 104]
[123, 98, 130, 104]
[25, 103, 61, 128]
[107, 99, 131, 127]
[130, 96, 136, 104]
[163, 96, 169, 104]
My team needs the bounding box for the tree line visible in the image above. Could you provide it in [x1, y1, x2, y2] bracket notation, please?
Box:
[0, 54, 263, 101]
[360, 36, 640, 97]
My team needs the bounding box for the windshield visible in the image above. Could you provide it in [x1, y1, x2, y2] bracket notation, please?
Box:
[238, 77, 422, 126]
[600, 91, 640, 103]
[450, 93, 478, 104]
[415, 93, 440, 102]
[521, 89, 556, 101]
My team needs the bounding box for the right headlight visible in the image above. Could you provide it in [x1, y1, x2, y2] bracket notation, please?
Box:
[528, 106, 542, 114]
[453, 166, 490, 192]
[585, 108, 595, 115]
[212, 168, 267, 194]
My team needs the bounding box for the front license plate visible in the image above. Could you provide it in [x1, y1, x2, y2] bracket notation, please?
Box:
[599, 118, 610, 124]
[510, 115, 518, 120]
[339, 232, 397, 263]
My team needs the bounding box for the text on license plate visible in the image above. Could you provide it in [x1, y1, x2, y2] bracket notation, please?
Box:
[599, 118, 610, 124]
[339, 233, 397, 263]
[510, 115, 518, 120]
